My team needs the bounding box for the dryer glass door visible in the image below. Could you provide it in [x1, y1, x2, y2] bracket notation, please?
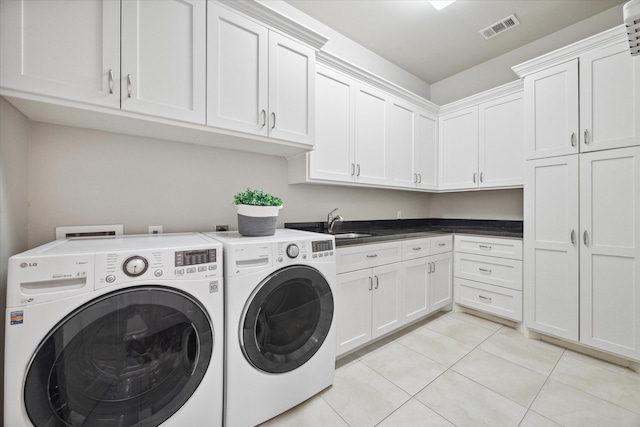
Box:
[241, 265, 334, 373]
[23, 287, 213, 427]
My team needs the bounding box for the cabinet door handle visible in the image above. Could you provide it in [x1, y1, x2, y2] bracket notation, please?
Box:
[570, 229, 576, 245]
[261, 109, 266, 127]
[584, 129, 589, 145]
[479, 295, 492, 303]
[374, 276, 379, 289]
[418, 173, 422, 183]
[583, 230, 589, 246]
[126, 74, 132, 98]
[366, 254, 378, 258]
[479, 245, 492, 250]
[473, 172, 477, 183]
[432, 262, 436, 273]
[480, 172, 483, 183]
[271, 112, 276, 129]
[414, 173, 418, 183]
[356, 164, 361, 176]
[428, 262, 432, 273]
[570, 132, 576, 147]
[350, 163, 355, 176]
[369, 277, 373, 291]
[108, 69, 114, 94]
[479, 268, 492, 274]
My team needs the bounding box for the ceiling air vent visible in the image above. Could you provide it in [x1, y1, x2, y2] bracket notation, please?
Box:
[480, 14, 520, 40]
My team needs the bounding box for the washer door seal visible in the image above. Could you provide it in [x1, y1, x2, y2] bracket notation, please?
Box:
[23, 286, 213, 427]
[241, 265, 334, 374]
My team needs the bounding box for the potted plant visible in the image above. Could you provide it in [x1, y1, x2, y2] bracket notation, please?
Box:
[233, 188, 283, 236]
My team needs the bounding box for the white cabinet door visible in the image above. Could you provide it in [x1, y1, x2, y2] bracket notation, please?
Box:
[354, 84, 390, 185]
[309, 66, 355, 182]
[388, 99, 416, 188]
[579, 147, 640, 359]
[429, 252, 453, 312]
[268, 32, 315, 145]
[524, 59, 579, 160]
[415, 109, 438, 190]
[402, 258, 430, 324]
[0, 0, 120, 108]
[439, 106, 479, 190]
[479, 92, 524, 188]
[524, 155, 579, 341]
[579, 42, 640, 153]
[335, 269, 373, 356]
[371, 263, 403, 339]
[121, 0, 206, 123]
[207, 3, 268, 135]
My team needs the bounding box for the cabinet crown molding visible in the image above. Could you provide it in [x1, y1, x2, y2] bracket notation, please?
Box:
[438, 80, 523, 114]
[218, 0, 329, 50]
[512, 25, 628, 77]
[316, 50, 439, 114]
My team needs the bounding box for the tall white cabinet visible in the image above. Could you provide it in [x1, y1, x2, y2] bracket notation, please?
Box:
[519, 26, 640, 360]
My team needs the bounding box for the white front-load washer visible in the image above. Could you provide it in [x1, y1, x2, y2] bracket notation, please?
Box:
[203, 229, 337, 427]
[4, 233, 224, 427]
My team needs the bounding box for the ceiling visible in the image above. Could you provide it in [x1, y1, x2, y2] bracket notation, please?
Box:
[282, 0, 627, 84]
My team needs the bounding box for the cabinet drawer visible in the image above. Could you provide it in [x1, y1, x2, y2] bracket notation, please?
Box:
[454, 253, 522, 291]
[455, 278, 522, 321]
[402, 238, 431, 260]
[431, 235, 453, 254]
[337, 242, 402, 274]
[454, 235, 522, 260]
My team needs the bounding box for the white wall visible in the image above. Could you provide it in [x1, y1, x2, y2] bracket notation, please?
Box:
[0, 97, 30, 414]
[428, 189, 523, 220]
[430, 4, 624, 105]
[27, 122, 432, 247]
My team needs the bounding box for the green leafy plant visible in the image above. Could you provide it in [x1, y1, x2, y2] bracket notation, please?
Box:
[233, 188, 283, 207]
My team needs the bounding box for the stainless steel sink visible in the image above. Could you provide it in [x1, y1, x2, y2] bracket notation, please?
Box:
[332, 233, 372, 239]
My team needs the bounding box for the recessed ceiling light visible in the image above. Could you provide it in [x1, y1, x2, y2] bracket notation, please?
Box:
[429, 0, 456, 11]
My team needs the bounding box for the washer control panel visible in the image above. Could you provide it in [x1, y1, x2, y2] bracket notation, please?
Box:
[95, 246, 221, 289]
[275, 239, 334, 264]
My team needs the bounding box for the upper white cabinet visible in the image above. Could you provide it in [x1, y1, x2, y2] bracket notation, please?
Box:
[0, 0, 120, 109]
[439, 88, 524, 191]
[121, 0, 206, 123]
[353, 84, 390, 185]
[208, 2, 315, 145]
[1, 0, 206, 123]
[388, 99, 438, 190]
[522, 39, 640, 160]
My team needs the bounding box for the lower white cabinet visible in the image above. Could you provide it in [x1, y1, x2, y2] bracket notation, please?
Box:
[454, 235, 523, 321]
[336, 236, 453, 357]
[524, 147, 640, 360]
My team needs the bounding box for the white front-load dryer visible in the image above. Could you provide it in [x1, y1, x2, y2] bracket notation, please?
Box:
[203, 229, 337, 427]
[4, 233, 224, 427]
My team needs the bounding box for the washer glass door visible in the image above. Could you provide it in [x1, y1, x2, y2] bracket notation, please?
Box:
[23, 286, 213, 427]
[241, 265, 334, 373]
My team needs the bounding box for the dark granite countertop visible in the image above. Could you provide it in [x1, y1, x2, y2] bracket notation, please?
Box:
[285, 218, 523, 247]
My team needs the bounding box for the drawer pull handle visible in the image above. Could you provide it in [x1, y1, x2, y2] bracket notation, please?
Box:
[366, 254, 378, 258]
[479, 295, 492, 303]
[413, 247, 422, 251]
[438, 243, 446, 247]
[479, 268, 492, 274]
[479, 245, 492, 250]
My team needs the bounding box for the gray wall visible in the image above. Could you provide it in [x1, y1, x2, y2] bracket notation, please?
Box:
[0, 98, 30, 415]
[430, 4, 624, 105]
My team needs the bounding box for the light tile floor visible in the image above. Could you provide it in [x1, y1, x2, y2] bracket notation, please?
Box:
[261, 311, 640, 427]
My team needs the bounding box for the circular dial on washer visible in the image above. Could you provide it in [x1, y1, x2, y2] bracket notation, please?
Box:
[286, 244, 300, 258]
[123, 256, 149, 277]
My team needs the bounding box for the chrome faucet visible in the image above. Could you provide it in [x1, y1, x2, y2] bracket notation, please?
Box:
[327, 208, 344, 234]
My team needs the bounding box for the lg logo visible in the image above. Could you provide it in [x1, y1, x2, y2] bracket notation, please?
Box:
[20, 262, 38, 268]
